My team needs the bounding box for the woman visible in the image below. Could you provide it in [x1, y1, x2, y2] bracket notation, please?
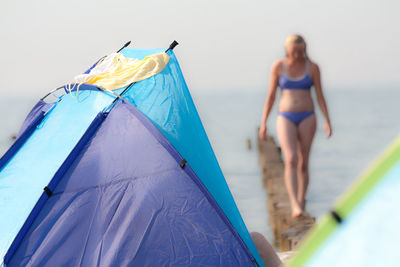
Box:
[259, 34, 332, 218]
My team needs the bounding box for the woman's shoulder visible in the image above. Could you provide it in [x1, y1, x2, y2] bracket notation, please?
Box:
[272, 58, 285, 68]
[271, 58, 285, 75]
[308, 60, 320, 76]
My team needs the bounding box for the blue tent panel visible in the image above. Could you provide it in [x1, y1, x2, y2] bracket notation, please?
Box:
[121, 47, 166, 60]
[120, 48, 262, 265]
[0, 86, 116, 260]
[7, 101, 255, 266]
[17, 100, 54, 137]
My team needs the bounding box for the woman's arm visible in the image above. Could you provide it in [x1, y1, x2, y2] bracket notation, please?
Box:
[311, 62, 332, 138]
[259, 61, 280, 140]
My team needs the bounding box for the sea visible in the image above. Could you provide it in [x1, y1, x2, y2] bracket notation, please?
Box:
[0, 88, 399, 243]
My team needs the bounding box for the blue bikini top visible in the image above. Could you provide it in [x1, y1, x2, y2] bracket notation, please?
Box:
[278, 59, 313, 90]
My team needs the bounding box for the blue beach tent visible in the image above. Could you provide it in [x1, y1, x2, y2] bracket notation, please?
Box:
[0, 42, 264, 266]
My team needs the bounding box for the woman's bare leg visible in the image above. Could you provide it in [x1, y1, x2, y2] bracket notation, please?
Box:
[297, 144, 308, 210]
[296, 114, 316, 210]
[277, 115, 302, 217]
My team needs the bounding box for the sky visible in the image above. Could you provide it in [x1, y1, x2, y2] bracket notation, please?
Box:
[1, 0, 399, 98]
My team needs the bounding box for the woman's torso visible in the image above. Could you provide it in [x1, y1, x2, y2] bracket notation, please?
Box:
[277, 58, 314, 112]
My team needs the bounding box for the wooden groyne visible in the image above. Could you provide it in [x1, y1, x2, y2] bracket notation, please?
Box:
[258, 135, 315, 251]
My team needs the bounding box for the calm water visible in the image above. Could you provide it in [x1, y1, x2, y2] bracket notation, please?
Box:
[1, 88, 399, 242]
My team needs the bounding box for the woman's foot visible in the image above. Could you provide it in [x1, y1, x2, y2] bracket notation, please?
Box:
[291, 204, 304, 218]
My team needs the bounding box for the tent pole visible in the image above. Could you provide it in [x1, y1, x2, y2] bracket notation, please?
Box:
[116, 41, 131, 53]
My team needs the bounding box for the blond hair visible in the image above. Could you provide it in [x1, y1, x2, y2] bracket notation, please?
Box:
[285, 34, 308, 58]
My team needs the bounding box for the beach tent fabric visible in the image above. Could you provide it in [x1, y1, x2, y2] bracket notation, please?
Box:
[0, 47, 263, 266]
[0, 86, 120, 265]
[286, 135, 400, 267]
[16, 100, 54, 137]
[119, 49, 263, 265]
[7, 101, 254, 266]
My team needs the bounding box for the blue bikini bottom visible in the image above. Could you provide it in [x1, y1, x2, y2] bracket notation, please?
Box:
[278, 111, 315, 126]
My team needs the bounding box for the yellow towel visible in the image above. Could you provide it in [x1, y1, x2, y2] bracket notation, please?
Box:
[70, 52, 170, 92]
